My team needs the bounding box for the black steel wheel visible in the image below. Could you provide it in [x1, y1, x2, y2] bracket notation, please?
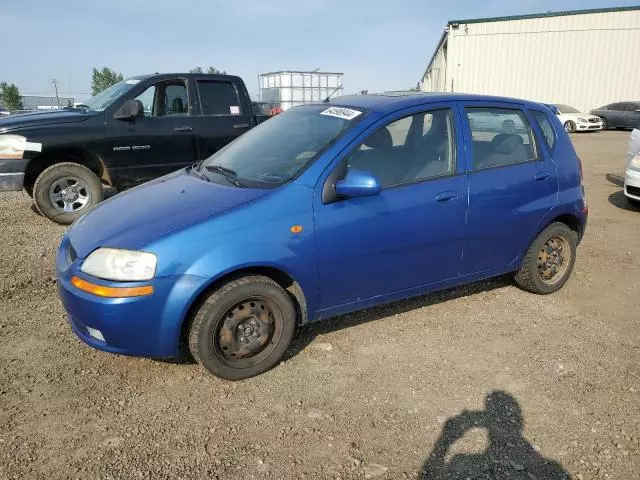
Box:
[188, 275, 296, 380]
[514, 222, 577, 294]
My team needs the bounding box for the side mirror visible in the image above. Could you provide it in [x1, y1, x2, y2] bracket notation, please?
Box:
[335, 170, 381, 198]
[113, 99, 144, 121]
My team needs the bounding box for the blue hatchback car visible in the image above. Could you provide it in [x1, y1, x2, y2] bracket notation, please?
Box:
[56, 93, 587, 379]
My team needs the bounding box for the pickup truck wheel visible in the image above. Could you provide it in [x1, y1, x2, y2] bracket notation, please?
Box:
[33, 162, 103, 225]
[514, 223, 577, 295]
[188, 275, 296, 380]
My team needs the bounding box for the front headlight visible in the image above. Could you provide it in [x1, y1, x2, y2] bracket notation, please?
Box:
[629, 154, 640, 171]
[577, 118, 587, 123]
[81, 248, 157, 281]
[0, 134, 27, 158]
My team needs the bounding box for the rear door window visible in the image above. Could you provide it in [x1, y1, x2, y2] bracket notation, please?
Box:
[196, 80, 242, 116]
[530, 110, 556, 150]
[466, 108, 538, 170]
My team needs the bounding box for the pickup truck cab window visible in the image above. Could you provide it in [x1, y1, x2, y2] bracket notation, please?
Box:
[134, 80, 189, 117]
[196, 80, 242, 116]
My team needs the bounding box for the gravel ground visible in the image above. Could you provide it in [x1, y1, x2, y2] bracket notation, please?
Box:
[1, 131, 639, 480]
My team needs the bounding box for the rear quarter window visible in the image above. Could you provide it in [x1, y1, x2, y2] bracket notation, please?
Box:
[196, 80, 242, 116]
[530, 110, 556, 151]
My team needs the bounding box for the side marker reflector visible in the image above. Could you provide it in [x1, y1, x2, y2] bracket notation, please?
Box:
[71, 276, 153, 298]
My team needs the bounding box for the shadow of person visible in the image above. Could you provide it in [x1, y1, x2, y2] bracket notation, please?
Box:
[421, 391, 571, 479]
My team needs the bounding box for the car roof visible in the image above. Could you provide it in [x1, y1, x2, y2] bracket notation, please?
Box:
[327, 92, 549, 114]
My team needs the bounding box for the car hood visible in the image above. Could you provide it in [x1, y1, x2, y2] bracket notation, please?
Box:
[559, 112, 600, 121]
[0, 109, 94, 132]
[68, 169, 271, 258]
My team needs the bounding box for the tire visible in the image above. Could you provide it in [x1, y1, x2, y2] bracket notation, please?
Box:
[33, 162, 103, 225]
[564, 121, 576, 133]
[188, 275, 296, 380]
[600, 117, 607, 130]
[514, 223, 577, 295]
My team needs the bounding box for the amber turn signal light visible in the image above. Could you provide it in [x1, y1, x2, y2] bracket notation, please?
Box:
[71, 276, 154, 298]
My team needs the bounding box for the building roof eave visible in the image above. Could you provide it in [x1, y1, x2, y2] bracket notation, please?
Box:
[420, 28, 449, 82]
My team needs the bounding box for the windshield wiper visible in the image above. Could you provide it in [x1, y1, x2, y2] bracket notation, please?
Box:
[205, 164, 245, 187]
[190, 160, 209, 181]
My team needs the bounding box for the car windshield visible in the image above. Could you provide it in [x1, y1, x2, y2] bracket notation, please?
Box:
[557, 104, 580, 114]
[200, 104, 364, 188]
[82, 79, 141, 111]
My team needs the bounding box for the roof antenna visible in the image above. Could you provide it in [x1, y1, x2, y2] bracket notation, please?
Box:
[323, 84, 343, 103]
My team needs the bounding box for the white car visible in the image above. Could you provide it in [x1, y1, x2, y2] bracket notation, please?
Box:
[625, 128, 640, 207]
[549, 104, 603, 133]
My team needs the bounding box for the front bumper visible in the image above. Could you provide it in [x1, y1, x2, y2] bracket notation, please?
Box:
[576, 122, 603, 131]
[0, 158, 29, 191]
[624, 168, 640, 201]
[56, 235, 210, 358]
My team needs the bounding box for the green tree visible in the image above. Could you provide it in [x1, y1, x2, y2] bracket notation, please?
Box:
[0, 82, 23, 110]
[189, 66, 226, 75]
[91, 67, 124, 95]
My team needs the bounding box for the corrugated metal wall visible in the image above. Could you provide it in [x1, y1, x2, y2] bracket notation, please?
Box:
[421, 9, 640, 112]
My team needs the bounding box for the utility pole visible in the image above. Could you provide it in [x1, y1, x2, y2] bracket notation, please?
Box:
[52, 78, 60, 108]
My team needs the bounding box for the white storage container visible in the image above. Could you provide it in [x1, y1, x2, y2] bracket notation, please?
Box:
[259, 71, 344, 110]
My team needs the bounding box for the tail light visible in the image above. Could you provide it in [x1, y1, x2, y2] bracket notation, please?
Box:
[577, 155, 583, 181]
[577, 156, 588, 213]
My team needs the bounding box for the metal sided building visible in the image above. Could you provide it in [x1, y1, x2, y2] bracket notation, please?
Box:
[259, 71, 343, 111]
[419, 6, 640, 112]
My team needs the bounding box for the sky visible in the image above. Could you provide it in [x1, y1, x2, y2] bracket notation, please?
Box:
[1, 0, 637, 101]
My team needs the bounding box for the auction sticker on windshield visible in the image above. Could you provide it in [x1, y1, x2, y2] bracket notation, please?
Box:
[320, 107, 362, 120]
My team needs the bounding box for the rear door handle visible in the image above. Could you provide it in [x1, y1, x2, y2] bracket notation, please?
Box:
[435, 191, 458, 202]
[535, 170, 551, 181]
[233, 123, 250, 129]
[174, 126, 193, 132]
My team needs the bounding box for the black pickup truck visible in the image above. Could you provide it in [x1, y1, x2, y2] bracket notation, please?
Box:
[0, 73, 269, 224]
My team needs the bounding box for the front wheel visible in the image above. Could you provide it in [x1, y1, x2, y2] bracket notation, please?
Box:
[514, 223, 577, 294]
[564, 121, 576, 133]
[33, 162, 103, 225]
[188, 276, 296, 380]
[600, 117, 607, 130]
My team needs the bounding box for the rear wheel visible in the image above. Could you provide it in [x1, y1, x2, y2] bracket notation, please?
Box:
[564, 121, 576, 133]
[188, 275, 296, 380]
[514, 223, 577, 294]
[33, 162, 103, 225]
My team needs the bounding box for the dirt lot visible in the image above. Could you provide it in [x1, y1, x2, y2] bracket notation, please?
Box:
[1, 131, 639, 480]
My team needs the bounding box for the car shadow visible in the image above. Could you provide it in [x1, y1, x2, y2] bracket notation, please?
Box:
[419, 391, 572, 479]
[284, 275, 512, 361]
[608, 190, 640, 212]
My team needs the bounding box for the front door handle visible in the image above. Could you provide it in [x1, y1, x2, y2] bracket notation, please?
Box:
[174, 126, 193, 132]
[233, 123, 250, 129]
[435, 191, 458, 202]
[535, 170, 551, 181]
